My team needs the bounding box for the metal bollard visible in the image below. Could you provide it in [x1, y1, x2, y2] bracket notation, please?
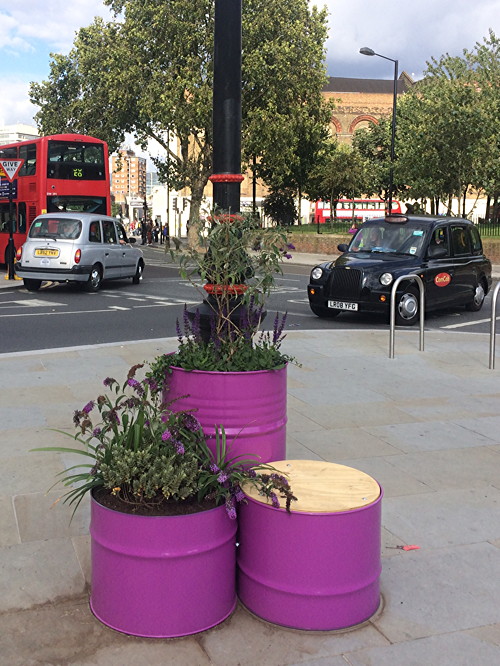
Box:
[389, 275, 425, 359]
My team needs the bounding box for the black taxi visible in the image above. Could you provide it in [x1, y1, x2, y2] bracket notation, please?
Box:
[307, 214, 492, 326]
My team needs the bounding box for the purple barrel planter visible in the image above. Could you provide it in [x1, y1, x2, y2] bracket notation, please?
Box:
[237, 460, 383, 631]
[163, 365, 287, 464]
[90, 494, 237, 638]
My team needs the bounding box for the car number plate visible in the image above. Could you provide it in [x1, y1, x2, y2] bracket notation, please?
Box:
[328, 300, 358, 311]
[35, 248, 59, 257]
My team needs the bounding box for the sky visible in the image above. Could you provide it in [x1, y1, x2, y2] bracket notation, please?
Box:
[1, 0, 500, 128]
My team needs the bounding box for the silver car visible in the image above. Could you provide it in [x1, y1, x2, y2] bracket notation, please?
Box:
[15, 212, 145, 292]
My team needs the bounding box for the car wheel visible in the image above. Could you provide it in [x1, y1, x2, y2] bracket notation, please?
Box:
[395, 286, 420, 326]
[24, 278, 42, 292]
[85, 264, 103, 292]
[465, 280, 486, 312]
[132, 261, 144, 284]
[310, 304, 341, 318]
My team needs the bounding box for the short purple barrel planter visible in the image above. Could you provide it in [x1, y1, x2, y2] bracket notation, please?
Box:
[163, 365, 287, 464]
[237, 460, 383, 631]
[90, 494, 237, 638]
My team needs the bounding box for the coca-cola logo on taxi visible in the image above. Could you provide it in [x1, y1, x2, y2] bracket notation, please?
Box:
[434, 272, 451, 287]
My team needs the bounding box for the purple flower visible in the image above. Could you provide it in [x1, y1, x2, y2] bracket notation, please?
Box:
[270, 473, 289, 486]
[103, 377, 116, 387]
[103, 410, 120, 425]
[127, 378, 144, 395]
[270, 492, 280, 509]
[183, 413, 201, 432]
[287, 243, 295, 250]
[92, 427, 102, 437]
[284, 253, 292, 260]
[125, 397, 139, 408]
[217, 471, 229, 484]
[225, 497, 237, 520]
[210, 463, 220, 473]
[234, 488, 246, 502]
[174, 441, 185, 455]
[161, 430, 172, 441]
[143, 377, 158, 393]
[161, 412, 169, 423]
[82, 401, 94, 414]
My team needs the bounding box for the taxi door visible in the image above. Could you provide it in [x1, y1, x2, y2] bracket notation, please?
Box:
[100, 219, 123, 279]
[423, 226, 461, 307]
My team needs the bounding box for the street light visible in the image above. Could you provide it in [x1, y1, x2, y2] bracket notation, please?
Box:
[359, 47, 398, 214]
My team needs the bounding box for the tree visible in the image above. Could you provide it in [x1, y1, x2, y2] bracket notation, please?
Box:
[305, 142, 369, 220]
[30, 0, 330, 227]
[351, 117, 400, 202]
[366, 30, 500, 218]
[263, 190, 297, 226]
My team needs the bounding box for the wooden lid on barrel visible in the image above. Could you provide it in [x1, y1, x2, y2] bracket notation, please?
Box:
[244, 460, 381, 513]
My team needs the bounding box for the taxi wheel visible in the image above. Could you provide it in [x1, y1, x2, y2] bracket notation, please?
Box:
[395, 286, 420, 326]
[24, 278, 42, 292]
[85, 264, 103, 292]
[132, 261, 144, 284]
[310, 304, 341, 319]
[465, 280, 486, 312]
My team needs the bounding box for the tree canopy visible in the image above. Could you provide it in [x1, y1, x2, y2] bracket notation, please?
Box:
[30, 0, 330, 223]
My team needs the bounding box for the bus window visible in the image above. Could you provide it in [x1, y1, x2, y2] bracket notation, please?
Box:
[0, 203, 10, 232]
[18, 203, 27, 234]
[19, 144, 37, 176]
[47, 141, 106, 180]
[0, 146, 17, 159]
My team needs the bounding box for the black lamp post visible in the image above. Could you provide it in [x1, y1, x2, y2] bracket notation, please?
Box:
[209, 0, 243, 210]
[359, 47, 398, 215]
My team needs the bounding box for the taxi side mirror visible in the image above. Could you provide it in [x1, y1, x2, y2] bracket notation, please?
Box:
[337, 243, 349, 253]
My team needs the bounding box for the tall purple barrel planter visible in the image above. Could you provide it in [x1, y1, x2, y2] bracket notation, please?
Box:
[237, 460, 383, 631]
[90, 494, 237, 638]
[163, 365, 287, 464]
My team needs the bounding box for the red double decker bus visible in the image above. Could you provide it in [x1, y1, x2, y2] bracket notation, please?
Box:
[0, 133, 110, 263]
[315, 198, 402, 224]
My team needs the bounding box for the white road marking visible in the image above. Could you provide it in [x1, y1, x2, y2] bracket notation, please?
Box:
[443, 317, 500, 329]
[0, 299, 65, 309]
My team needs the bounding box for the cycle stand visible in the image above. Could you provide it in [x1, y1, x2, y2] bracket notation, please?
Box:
[389, 275, 425, 359]
[489, 281, 500, 369]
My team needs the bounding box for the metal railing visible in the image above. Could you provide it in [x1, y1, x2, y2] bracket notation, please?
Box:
[489, 281, 500, 369]
[389, 275, 425, 359]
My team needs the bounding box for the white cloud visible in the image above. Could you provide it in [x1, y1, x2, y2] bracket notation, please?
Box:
[0, 1, 112, 54]
[0, 78, 39, 126]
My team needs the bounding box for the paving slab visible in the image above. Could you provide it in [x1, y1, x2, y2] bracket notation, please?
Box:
[344, 631, 500, 665]
[1, 328, 500, 663]
[375, 542, 500, 641]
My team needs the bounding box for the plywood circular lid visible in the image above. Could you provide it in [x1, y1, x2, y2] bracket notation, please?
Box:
[244, 460, 381, 513]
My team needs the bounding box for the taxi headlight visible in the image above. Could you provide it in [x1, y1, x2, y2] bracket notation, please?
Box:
[380, 272, 393, 286]
[311, 267, 323, 281]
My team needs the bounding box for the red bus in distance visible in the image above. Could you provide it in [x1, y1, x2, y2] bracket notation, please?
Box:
[0, 134, 110, 263]
[315, 198, 402, 224]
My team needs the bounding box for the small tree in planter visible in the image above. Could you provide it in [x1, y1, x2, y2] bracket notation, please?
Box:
[151, 212, 296, 463]
[34, 364, 296, 638]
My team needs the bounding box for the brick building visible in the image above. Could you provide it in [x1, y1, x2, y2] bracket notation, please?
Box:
[323, 73, 415, 143]
[110, 149, 147, 218]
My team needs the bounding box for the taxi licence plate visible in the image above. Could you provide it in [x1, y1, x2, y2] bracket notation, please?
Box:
[328, 300, 358, 311]
[35, 248, 59, 257]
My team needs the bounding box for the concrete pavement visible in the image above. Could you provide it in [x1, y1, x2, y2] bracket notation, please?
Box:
[1, 323, 500, 663]
[1, 248, 500, 663]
